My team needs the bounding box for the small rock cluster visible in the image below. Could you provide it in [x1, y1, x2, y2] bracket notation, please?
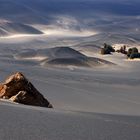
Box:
[100, 43, 115, 55]
[127, 47, 140, 59]
[100, 43, 140, 59]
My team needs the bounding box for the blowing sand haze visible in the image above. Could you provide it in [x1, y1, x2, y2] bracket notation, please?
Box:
[0, 0, 140, 140]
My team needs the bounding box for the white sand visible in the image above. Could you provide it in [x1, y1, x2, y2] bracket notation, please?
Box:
[0, 0, 140, 138]
[0, 33, 140, 139]
[43, 28, 98, 37]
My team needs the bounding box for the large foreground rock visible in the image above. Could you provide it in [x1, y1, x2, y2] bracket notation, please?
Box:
[0, 72, 53, 108]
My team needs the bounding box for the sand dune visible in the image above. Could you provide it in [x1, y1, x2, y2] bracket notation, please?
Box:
[0, 0, 140, 37]
[0, 0, 140, 139]
[75, 33, 140, 47]
[15, 47, 114, 68]
[0, 35, 140, 139]
[43, 27, 97, 37]
[0, 21, 43, 37]
[0, 102, 140, 140]
[43, 57, 114, 68]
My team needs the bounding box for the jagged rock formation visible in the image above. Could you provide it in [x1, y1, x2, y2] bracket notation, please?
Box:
[0, 72, 53, 108]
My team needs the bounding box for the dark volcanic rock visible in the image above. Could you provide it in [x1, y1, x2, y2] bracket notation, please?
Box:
[0, 72, 53, 108]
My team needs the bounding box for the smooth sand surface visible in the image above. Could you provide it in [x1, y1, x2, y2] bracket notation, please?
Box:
[0, 45, 140, 140]
[0, 34, 140, 140]
[0, 101, 140, 140]
[0, 0, 140, 139]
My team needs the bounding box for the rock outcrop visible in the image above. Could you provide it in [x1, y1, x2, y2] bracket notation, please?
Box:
[0, 72, 53, 108]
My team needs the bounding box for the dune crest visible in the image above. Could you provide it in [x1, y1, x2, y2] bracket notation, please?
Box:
[15, 47, 114, 68]
[0, 21, 43, 37]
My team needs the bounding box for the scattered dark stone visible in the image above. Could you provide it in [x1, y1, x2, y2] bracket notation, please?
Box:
[127, 47, 139, 59]
[130, 53, 140, 59]
[100, 43, 115, 55]
[116, 45, 127, 54]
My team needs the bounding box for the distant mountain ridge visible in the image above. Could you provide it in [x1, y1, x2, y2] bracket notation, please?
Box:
[0, 0, 140, 38]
